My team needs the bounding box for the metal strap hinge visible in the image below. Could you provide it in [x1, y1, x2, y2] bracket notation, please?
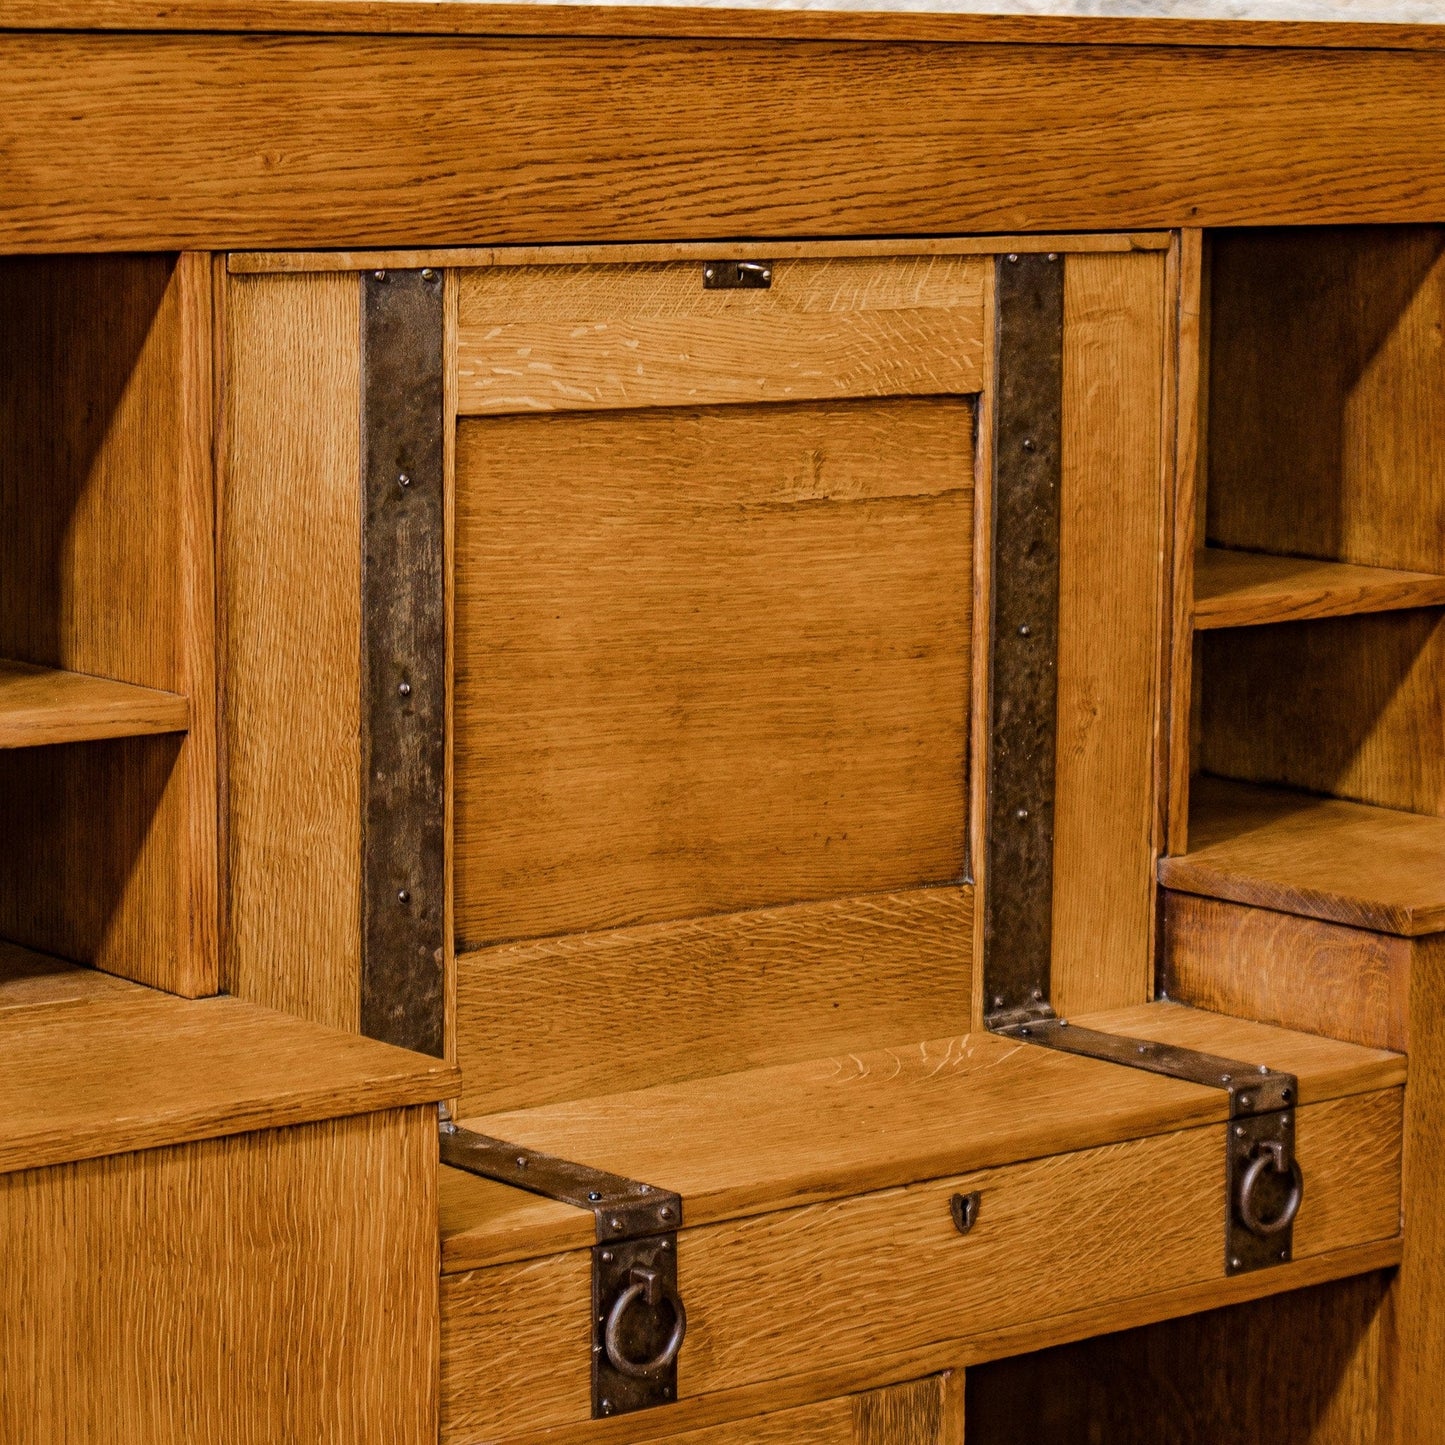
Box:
[1002, 1021, 1303, 1275]
[439, 1107, 686, 1417]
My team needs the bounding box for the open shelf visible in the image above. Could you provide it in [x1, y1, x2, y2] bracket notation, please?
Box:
[1194, 548, 1445, 631]
[1161, 776, 1445, 937]
[0, 657, 189, 748]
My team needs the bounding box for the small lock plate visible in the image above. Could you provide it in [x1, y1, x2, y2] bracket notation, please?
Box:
[1226, 1108, 1301, 1275]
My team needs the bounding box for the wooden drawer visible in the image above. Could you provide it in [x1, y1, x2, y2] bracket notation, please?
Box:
[437, 1006, 1403, 1444]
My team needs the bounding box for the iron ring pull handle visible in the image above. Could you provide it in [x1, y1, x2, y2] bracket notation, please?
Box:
[1238, 1140, 1305, 1237]
[603, 1266, 687, 1379]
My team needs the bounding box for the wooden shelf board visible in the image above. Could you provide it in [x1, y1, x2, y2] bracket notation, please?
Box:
[1193, 548, 1445, 631]
[1162, 777, 1445, 936]
[0, 657, 189, 748]
[0, 945, 459, 1175]
[440, 1000, 1402, 1272]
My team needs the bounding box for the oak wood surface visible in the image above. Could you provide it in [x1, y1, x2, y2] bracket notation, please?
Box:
[1208, 227, 1445, 576]
[220, 271, 364, 1029]
[11, 38, 1445, 251]
[488, 1241, 1402, 1445]
[9, 1, 1445, 50]
[231, 235, 1169, 274]
[1199, 609, 1445, 815]
[0, 253, 217, 995]
[1051, 250, 1169, 1016]
[441, 1089, 1400, 1439]
[1166, 230, 1206, 856]
[456, 257, 986, 415]
[442, 1001, 1402, 1270]
[0, 658, 189, 748]
[1194, 548, 1445, 630]
[1162, 891, 1411, 1053]
[0, 945, 457, 1174]
[454, 395, 972, 947]
[1384, 931, 1445, 1443]
[0, 1106, 439, 1444]
[0, 944, 133, 1012]
[455, 887, 974, 1116]
[1161, 775, 1445, 936]
[967, 1271, 1395, 1445]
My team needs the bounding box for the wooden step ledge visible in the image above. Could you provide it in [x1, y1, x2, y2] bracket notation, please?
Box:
[1161, 776, 1445, 937]
[1193, 547, 1445, 630]
[0, 945, 458, 1175]
[440, 1001, 1403, 1273]
[0, 657, 189, 748]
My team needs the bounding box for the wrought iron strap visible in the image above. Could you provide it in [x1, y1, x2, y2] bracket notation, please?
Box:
[983, 252, 1066, 1029]
[360, 267, 447, 1058]
[1005, 1019, 1296, 1117]
[437, 1113, 682, 1243]
[1006, 1019, 1303, 1275]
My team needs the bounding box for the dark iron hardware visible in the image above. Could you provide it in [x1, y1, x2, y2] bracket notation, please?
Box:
[439, 1109, 684, 1415]
[1003, 1019, 1302, 1275]
[360, 267, 447, 1058]
[982, 252, 1065, 1031]
[703, 259, 773, 289]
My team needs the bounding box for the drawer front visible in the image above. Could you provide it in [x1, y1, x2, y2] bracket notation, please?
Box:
[440, 1089, 1401, 1442]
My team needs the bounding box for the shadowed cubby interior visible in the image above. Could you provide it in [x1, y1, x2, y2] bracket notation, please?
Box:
[1177, 229, 1445, 958]
[0, 255, 216, 995]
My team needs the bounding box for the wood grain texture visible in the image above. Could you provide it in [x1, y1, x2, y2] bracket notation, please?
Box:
[1382, 931, 1445, 1443]
[1194, 548, 1445, 629]
[1199, 608, 1445, 817]
[220, 271, 364, 1029]
[456, 257, 985, 415]
[1166, 230, 1206, 857]
[232, 235, 1168, 274]
[0, 1106, 439, 1445]
[967, 1271, 1395, 1445]
[1162, 891, 1411, 1053]
[0, 946, 133, 1012]
[1161, 776, 1445, 936]
[1050, 250, 1169, 1016]
[455, 887, 974, 1116]
[489, 1242, 1402, 1445]
[0, 253, 217, 995]
[0, 945, 457, 1174]
[12, 38, 1445, 251]
[442, 1001, 1402, 1270]
[441, 1090, 1400, 1438]
[454, 396, 972, 947]
[0, 658, 188, 747]
[12, 2, 1445, 50]
[1208, 227, 1445, 575]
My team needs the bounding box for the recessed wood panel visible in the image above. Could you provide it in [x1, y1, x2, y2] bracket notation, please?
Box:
[456, 256, 986, 415]
[454, 395, 972, 947]
[455, 886, 973, 1115]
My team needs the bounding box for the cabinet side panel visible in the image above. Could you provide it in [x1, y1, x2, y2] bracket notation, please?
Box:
[0, 1106, 438, 1445]
[1051, 250, 1170, 1015]
[221, 272, 363, 1029]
